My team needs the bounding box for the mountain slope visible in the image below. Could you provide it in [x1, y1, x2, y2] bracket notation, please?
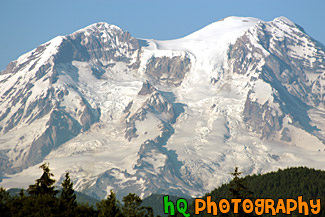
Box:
[0, 16, 324, 200]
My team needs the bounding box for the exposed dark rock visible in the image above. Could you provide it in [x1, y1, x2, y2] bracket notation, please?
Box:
[145, 55, 191, 87]
[0, 150, 12, 180]
[281, 127, 292, 142]
[26, 110, 82, 167]
[54, 38, 90, 63]
[0, 108, 11, 122]
[3, 108, 24, 133]
[138, 80, 157, 96]
[35, 63, 51, 80]
[125, 126, 138, 142]
[0, 61, 17, 75]
[137, 39, 149, 47]
[91, 66, 105, 79]
[79, 97, 100, 131]
[123, 101, 133, 113]
[24, 88, 54, 124]
[243, 93, 283, 139]
[125, 91, 176, 141]
[55, 24, 140, 65]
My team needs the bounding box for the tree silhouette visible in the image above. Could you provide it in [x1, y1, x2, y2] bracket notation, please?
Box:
[229, 167, 250, 198]
[0, 187, 10, 216]
[228, 167, 254, 217]
[61, 172, 77, 206]
[122, 193, 153, 217]
[60, 172, 77, 216]
[97, 189, 123, 217]
[28, 163, 58, 197]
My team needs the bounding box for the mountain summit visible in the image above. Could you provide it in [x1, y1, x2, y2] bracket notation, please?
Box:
[0, 16, 324, 199]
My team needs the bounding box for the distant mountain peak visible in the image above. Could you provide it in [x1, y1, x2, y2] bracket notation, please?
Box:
[272, 16, 296, 26]
[72, 22, 123, 36]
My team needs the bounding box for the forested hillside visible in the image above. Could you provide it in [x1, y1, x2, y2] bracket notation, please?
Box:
[188, 167, 325, 217]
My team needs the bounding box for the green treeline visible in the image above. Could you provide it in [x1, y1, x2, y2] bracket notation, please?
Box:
[1, 165, 324, 217]
[0, 163, 155, 217]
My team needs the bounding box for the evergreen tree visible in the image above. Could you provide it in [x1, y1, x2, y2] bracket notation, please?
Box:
[97, 189, 123, 217]
[144, 206, 154, 217]
[60, 172, 77, 216]
[228, 167, 254, 217]
[19, 189, 25, 198]
[74, 203, 98, 217]
[61, 172, 77, 207]
[28, 163, 58, 197]
[229, 167, 253, 199]
[0, 187, 10, 216]
[122, 193, 152, 217]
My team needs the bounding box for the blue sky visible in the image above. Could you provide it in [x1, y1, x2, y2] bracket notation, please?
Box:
[1, 0, 325, 71]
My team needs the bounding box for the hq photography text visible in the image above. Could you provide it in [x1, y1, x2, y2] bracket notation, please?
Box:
[163, 195, 321, 216]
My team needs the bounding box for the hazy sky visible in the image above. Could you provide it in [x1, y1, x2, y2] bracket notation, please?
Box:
[1, 0, 325, 70]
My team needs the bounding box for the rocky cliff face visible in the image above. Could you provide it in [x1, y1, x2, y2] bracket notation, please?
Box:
[1, 17, 324, 200]
[228, 17, 325, 141]
[145, 56, 191, 87]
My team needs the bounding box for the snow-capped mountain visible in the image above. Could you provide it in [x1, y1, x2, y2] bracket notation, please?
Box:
[0, 16, 324, 200]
